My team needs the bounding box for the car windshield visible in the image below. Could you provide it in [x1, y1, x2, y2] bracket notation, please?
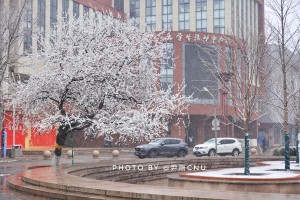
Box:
[150, 139, 164, 144]
[204, 139, 218, 144]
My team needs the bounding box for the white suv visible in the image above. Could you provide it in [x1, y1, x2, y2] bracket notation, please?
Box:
[193, 138, 242, 157]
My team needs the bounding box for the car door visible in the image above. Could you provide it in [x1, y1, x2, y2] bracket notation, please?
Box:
[169, 139, 181, 156]
[159, 139, 172, 156]
[217, 139, 226, 154]
[225, 139, 237, 153]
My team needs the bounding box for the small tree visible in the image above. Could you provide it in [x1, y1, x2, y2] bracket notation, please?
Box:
[0, 1, 26, 125]
[266, 0, 300, 170]
[13, 13, 188, 165]
[196, 31, 270, 174]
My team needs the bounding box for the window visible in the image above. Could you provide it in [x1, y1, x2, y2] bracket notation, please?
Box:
[241, 0, 244, 34]
[171, 139, 181, 144]
[114, 0, 124, 12]
[146, 0, 156, 31]
[213, 0, 225, 34]
[160, 43, 174, 93]
[50, 0, 57, 32]
[163, 139, 172, 145]
[178, 0, 190, 31]
[24, 0, 32, 54]
[237, 49, 242, 100]
[236, 0, 239, 37]
[250, 0, 252, 33]
[162, 0, 172, 31]
[254, 1, 257, 33]
[196, 0, 207, 32]
[184, 44, 219, 103]
[258, 3, 262, 34]
[231, 0, 234, 34]
[37, 0, 45, 51]
[226, 46, 233, 105]
[130, 0, 140, 27]
[62, 0, 69, 21]
[246, 0, 248, 31]
[83, 5, 89, 17]
[73, 1, 79, 19]
[226, 47, 233, 72]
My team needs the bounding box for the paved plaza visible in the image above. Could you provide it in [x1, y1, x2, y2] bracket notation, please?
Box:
[1, 148, 300, 199]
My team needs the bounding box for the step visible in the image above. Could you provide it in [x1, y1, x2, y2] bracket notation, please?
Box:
[6, 174, 111, 200]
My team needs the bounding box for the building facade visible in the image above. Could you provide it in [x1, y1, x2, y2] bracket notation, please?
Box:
[111, 0, 265, 147]
[1, 0, 123, 149]
[1, 0, 265, 149]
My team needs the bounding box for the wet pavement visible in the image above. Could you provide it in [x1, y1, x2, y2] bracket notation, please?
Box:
[0, 150, 136, 200]
[0, 156, 50, 200]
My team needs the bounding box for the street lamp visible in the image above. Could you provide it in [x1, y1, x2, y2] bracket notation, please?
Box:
[203, 87, 218, 156]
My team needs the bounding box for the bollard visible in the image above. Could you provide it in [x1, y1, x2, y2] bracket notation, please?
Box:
[250, 148, 257, 155]
[43, 151, 51, 159]
[67, 150, 74, 158]
[112, 150, 119, 158]
[92, 150, 99, 159]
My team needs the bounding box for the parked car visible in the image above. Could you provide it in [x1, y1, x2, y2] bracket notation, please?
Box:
[193, 138, 242, 157]
[134, 138, 188, 158]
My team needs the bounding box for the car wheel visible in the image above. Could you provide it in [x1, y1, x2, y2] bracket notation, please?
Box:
[138, 155, 144, 159]
[232, 149, 240, 156]
[148, 150, 158, 158]
[208, 149, 216, 157]
[177, 150, 186, 157]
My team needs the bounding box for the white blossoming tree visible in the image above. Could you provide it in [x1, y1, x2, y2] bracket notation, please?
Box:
[13, 13, 188, 165]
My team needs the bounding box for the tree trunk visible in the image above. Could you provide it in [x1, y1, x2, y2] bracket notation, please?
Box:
[53, 125, 69, 166]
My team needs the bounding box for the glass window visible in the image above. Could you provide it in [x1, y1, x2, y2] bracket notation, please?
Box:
[114, 0, 124, 12]
[213, 0, 225, 34]
[37, 0, 45, 51]
[146, 0, 156, 31]
[24, 0, 32, 54]
[83, 5, 89, 18]
[73, 1, 79, 19]
[226, 47, 233, 72]
[178, 0, 190, 31]
[50, 0, 57, 32]
[196, 0, 207, 32]
[250, 0, 253, 33]
[130, 0, 140, 27]
[231, 0, 235, 34]
[236, 0, 239, 37]
[246, 0, 248, 31]
[237, 49, 242, 100]
[162, 0, 172, 30]
[160, 43, 174, 93]
[241, 0, 244, 33]
[62, 0, 69, 21]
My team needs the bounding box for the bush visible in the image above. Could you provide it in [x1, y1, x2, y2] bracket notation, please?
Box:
[279, 147, 285, 156]
[272, 148, 280, 156]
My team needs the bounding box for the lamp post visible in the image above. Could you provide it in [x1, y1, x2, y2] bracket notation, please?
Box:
[203, 87, 218, 156]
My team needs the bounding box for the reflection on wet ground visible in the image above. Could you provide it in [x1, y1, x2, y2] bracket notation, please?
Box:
[0, 159, 51, 200]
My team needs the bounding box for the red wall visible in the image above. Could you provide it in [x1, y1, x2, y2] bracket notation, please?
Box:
[3, 111, 56, 149]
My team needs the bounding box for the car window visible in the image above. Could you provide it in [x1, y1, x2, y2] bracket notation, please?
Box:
[204, 139, 216, 144]
[171, 139, 181, 144]
[219, 140, 227, 144]
[164, 139, 172, 145]
[150, 139, 164, 144]
[227, 139, 235, 144]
